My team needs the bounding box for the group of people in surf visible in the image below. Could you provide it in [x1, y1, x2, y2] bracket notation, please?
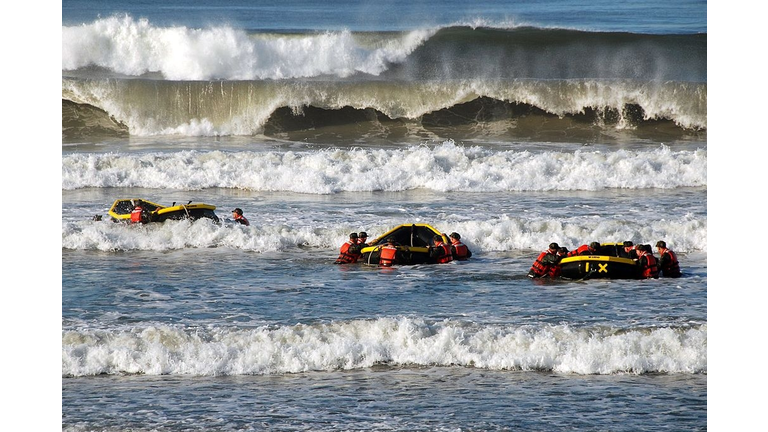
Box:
[127, 204, 250, 226]
[335, 231, 472, 266]
[527, 240, 682, 279]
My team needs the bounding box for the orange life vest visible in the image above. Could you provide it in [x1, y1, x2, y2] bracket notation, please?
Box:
[434, 242, 453, 264]
[637, 251, 660, 279]
[379, 245, 398, 267]
[659, 249, 681, 277]
[567, 244, 594, 257]
[528, 250, 560, 278]
[451, 240, 470, 260]
[130, 207, 144, 223]
[335, 241, 361, 264]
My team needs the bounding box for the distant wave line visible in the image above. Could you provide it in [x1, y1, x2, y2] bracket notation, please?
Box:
[62, 15, 706, 82]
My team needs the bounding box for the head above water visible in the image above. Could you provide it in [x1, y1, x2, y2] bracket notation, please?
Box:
[548, 242, 559, 251]
[349, 232, 358, 239]
[358, 232, 368, 239]
[655, 240, 667, 248]
[232, 208, 243, 215]
[433, 235, 444, 243]
[450, 232, 461, 240]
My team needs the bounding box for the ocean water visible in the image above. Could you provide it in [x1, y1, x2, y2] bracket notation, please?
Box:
[61, 0, 707, 431]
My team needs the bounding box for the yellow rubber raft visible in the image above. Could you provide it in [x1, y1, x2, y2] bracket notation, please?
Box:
[558, 243, 640, 279]
[360, 223, 450, 265]
[108, 199, 220, 224]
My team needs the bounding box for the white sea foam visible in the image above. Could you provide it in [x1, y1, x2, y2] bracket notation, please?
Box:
[61, 318, 707, 376]
[62, 15, 433, 80]
[61, 210, 706, 253]
[61, 143, 707, 192]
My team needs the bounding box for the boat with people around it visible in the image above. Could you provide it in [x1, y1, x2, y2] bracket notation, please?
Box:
[558, 243, 642, 280]
[108, 198, 220, 224]
[359, 223, 453, 266]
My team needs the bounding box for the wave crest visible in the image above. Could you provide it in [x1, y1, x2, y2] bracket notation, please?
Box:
[61, 144, 707, 192]
[62, 318, 707, 376]
[62, 15, 434, 80]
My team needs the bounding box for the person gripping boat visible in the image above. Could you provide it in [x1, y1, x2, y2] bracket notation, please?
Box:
[528, 242, 562, 279]
[335, 232, 364, 264]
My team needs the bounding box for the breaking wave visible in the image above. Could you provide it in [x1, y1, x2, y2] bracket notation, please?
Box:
[62, 318, 707, 376]
[62, 143, 707, 192]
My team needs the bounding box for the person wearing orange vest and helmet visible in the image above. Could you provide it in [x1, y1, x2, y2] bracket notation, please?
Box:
[428, 234, 453, 264]
[635, 244, 660, 279]
[231, 208, 250, 226]
[448, 232, 472, 260]
[655, 240, 681, 278]
[379, 237, 400, 267]
[528, 242, 562, 278]
[335, 232, 363, 264]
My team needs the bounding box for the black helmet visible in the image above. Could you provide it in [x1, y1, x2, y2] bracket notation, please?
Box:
[589, 242, 600, 250]
[655, 240, 666, 248]
[433, 234, 444, 242]
[559, 247, 569, 253]
[349, 232, 358, 239]
[643, 244, 653, 252]
[358, 231, 368, 238]
[450, 232, 461, 240]
[623, 241, 634, 247]
[232, 208, 243, 215]
[548, 242, 559, 250]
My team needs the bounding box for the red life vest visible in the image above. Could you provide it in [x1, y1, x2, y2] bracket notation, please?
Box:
[234, 214, 250, 226]
[434, 243, 453, 264]
[637, 251, 660, 279]
[130, 207, 144, 223]
[567, 244, 594, 257]
[379, 245, 398, 267]
[451, 240, 470, 260]
[335, 241, 361, 264]
[659, 249, 681, 277]
[529, 249, 560, 278]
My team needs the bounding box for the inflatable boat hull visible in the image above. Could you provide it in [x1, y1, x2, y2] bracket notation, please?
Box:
[360, 223, 449, 265]
[108, 199, 220, 223]
[558, 255, 640, 280]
